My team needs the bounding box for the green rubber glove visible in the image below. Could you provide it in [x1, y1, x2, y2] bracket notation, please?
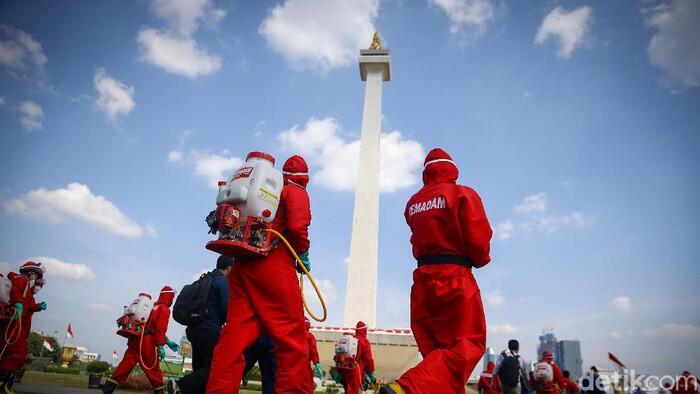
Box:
[367, 371, 377, 384]
[38, 302, 47, 311]
[297, 251, 311, 273]
[13, 303, 23, 320]
[165, 337, 180, 352]
[333, 371, 343, 384]
[314, 363, 323, 379]
[158, 345, 166, 360]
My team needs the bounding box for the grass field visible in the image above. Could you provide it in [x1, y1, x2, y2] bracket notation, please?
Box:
[21, 370, 89, 388]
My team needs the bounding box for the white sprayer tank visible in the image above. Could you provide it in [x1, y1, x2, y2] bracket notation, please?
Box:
[335, 334, 358, 357]
[126, 293, 153, 323]
[0, 275, 10, 305]
[216, 151, 283, 223]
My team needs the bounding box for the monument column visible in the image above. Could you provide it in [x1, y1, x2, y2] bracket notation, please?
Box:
[343, 35, 391, 328]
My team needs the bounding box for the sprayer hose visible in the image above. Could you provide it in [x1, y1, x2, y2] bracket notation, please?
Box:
[138, 327, 159, 371]
[264, 229, 328, 322]
[0, 309, 22, 359]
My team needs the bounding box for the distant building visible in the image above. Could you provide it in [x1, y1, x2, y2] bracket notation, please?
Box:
[483, 347, 498, 371]
[537, 329, 559, 363]
[80, 352, 101, 362]
[557, 340, 583, 381]
[179, 335, 192, 359]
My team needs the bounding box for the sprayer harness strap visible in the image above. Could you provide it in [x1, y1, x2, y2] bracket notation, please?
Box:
[417, 254, 473, 269]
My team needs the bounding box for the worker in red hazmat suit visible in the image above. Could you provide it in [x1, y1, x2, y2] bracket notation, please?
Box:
[382, 148, 493, 394]
[207, 155, 314, 394]
[529, 351, 566, 394]
[672, 371, 699, 394]
[478, 361, 500, 394]
[104, 286, 179, 394]
[305, 317, 323, 384]
[355, 321, 376, 384]
[0, 261, 47, 394]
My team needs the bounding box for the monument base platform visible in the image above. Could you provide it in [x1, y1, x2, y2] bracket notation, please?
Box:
[310, 326, 421, 381]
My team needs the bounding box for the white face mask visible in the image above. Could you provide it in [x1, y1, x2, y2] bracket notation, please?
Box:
[33, 286, 42, 294]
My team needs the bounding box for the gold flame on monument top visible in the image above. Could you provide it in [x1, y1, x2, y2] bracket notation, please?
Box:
[369, 31, 382, 50]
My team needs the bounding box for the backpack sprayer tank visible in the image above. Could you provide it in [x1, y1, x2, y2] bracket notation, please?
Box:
[0, 274, 11, 320]
[205, 151, 283, 257]
[334, 334, 359, 371]
[116, 293, 154, 339]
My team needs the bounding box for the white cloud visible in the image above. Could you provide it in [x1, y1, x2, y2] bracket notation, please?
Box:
[5, 183, 151, 238]
[535, 6, 592, 58]
[515, 192, 548, 214]
[167, 150, 183, 162]
[87, 303, 113, 312]
[536, 211, 588, 233]
[303, 277, 338, 321]
[494, 220, 514, 240]
[644, 324, 700, 340]
[259, 0, 379, 72]
[28, 256, 96, 281]
[611, 296, 632, 312]
[497, 193, 590, 240]
[137, 28, 221, 78]
[489, 323, 517, 334]
[0, 25, 47, 73]
[0, 96, 6, 105]
[191, 149, 243, 189]
[485, 290, 506, 307]
[137, 0, 225, 78]
[278, 117, 424, 193]
[429, 0, 497, 39]
[94, 69, 135, 120]
[645, 0, 700, 89]
[19, 100, 43, 132]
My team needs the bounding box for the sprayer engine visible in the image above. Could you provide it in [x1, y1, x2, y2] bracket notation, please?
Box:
[205, 151, 283, 258]
[116, 293, 153, 339]
[334, 334, 358, 370]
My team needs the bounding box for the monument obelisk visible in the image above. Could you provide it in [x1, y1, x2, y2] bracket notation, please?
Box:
[343, 33, 391, 328]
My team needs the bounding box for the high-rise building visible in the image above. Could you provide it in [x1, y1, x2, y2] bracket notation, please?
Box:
[483, 347, 498, 371]
[537, 329, 559, 363]
[557, 340, 583, 381]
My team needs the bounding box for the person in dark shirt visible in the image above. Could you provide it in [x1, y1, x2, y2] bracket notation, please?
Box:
[178, 255, 232, 394]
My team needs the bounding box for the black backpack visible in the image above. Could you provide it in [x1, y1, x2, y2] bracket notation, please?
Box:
[498, 351, 521, 387]
[173, 272, 213, 326]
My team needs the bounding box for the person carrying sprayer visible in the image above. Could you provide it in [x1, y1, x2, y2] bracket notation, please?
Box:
[529, 351, 566, 394]
[0, 261, 47, 394]
[207, 154, 315, 393]
[381, 148, 493, 394]
[103, 286, 179, 394]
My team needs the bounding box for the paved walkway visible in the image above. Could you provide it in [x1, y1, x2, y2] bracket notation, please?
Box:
[14, 382, 263, 393]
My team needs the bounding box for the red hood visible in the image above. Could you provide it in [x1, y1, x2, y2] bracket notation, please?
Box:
[355, 321, 368, 338]
[283, 155, 309, 188]
[156, 285, 175, 307]
[486, 361, 495, 373]
[422, 148, 458, 186]
[304, 318, 311, 332]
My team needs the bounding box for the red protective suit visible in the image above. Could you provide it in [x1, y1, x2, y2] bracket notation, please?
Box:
[396, 148, 492, 394]
[355, 322, 375, 375]
[561, 376, 580, 394]
[0, 273, 42, 372]
[672, 372, 699, 394]
[478, 361, 500, 394]
[529, 359, 566, 394]
[108, 286, 174, 390]
[306, 319, 320, 365]
[207, 155, 313, 394]
[305, 319, 320, 388]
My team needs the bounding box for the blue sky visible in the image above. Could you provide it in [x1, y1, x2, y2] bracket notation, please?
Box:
[1, 0, 698, 377]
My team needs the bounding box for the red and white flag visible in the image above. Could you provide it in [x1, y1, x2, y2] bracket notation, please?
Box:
[66, 323, 74, 338]
[42, 337, 53, 352]
[112, 351, 118, 360]
[608, 352, 625, 369]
